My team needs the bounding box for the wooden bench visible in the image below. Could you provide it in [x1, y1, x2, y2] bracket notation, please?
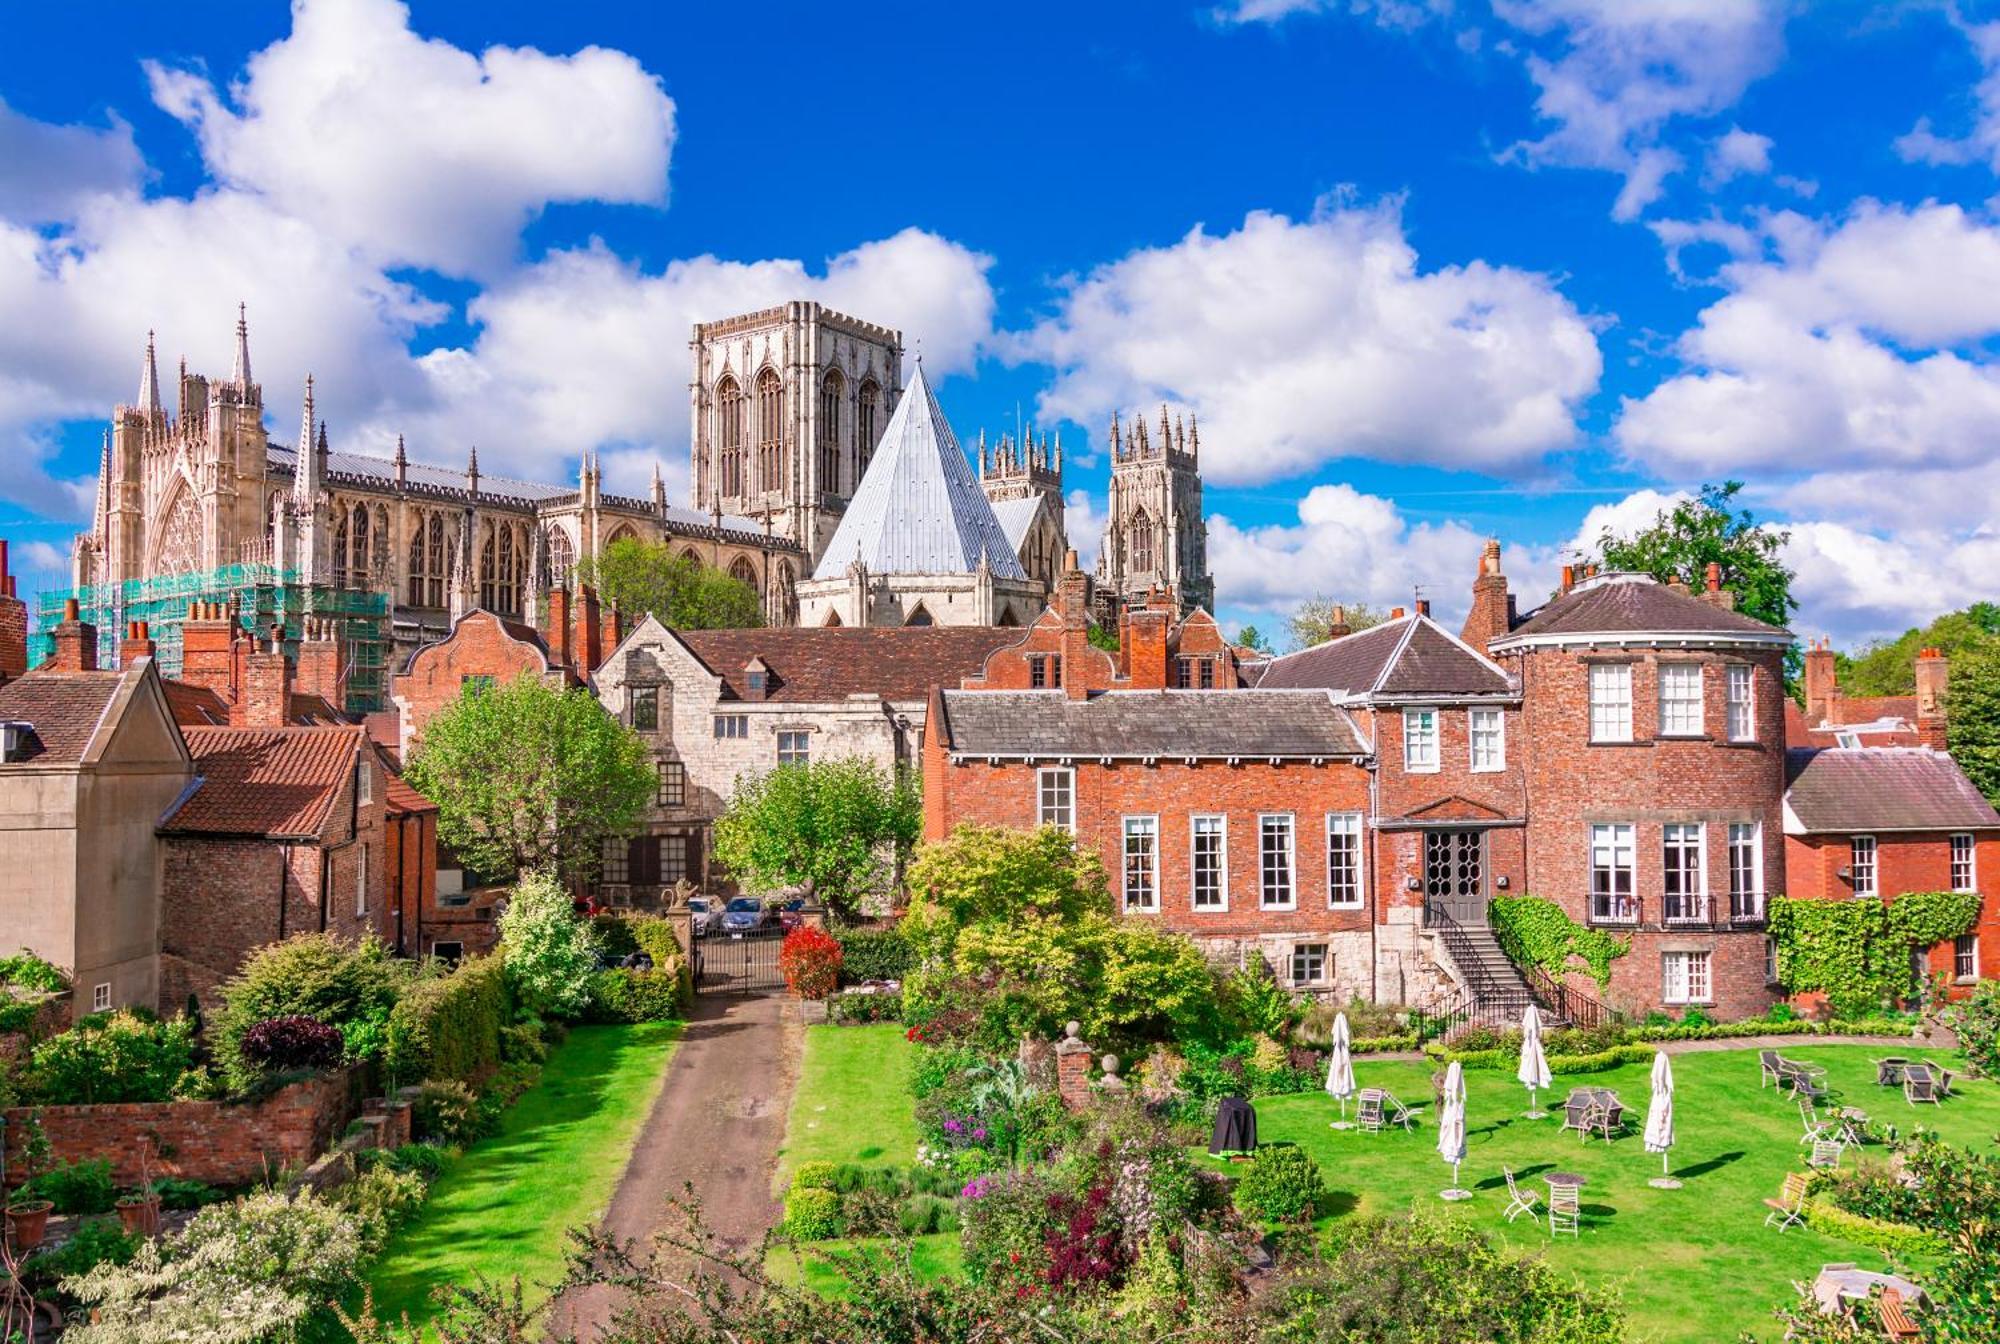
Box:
[1763, 1172, 1809, 1232]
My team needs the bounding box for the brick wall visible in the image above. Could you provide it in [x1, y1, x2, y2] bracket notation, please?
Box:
[0, 541, 26, 681]
[2, 1066, 366, 1189]
[391, 610, 563, 759]
[1785, 830, 2000, 991]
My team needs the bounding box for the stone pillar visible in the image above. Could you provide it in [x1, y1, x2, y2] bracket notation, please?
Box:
[1055, 1020, 1093, 1110]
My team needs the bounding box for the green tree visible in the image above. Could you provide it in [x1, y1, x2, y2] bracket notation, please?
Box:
[1086, 623, 1121, 653]
[497, 869, 599, 1020]
[1837, 603, 2000, 696]
[574, 535, 764, 629]
[1288, 599, 1384, 651]
[405, 673, 654, 883]
[1235, 624, 1272, 653]
[712, 759, 921, 920]
[1950, 644, 2000, 805]
[1593, 481, 1796, 631]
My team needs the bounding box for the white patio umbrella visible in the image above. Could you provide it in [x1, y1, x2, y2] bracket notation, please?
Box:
[1326, 1011, 1358, 1129]
[1644, 1050, 1680, 1189]
[1518, 1005, 1553, 1119]
[1438, 1060, 1471, 1200]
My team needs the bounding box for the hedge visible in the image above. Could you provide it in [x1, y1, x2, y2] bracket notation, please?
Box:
[584, 967, 688, 1023]
[592, 913, 688, 969]
[834, 927, 912, 983]
[1804, 1198, 1945, 1258]
[827, 989, 903, 1024]
[384, 955, 509, 1086]
[1423, 1016, 1920, 1072]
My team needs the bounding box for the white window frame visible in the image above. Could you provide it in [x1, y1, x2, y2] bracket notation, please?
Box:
[1259, 813, 1296, 910]
[355, 759, 374, 806]
[1190, 814, 1229, 912]
[1658, 663, 1704, 737]
[356, 841, 370, 919]
[1764, 936, 1779, 984]
[1661, 822, 1706, 923]
[1955, 933, 1979, 983]
[1589, 663, 1633, 743]
[1727, 822, 1764, 920]
[1402, 708, 1440, 773]
[1037, 767, 1075, 833]
[1326, 812, 1364, 909]
[1662, 950, 1712, 1005]
[1122, 815, 1159, 913]
[91, 982, 111, 1012]
[1951, 833, 1977, 893]
[1468, 708, 1505, 772]
[1289, 942, 1329, 988]
[1726, 664, 1755, 742]
[1589, 822, 1637, 923]
[1850, 835, 1878, 897]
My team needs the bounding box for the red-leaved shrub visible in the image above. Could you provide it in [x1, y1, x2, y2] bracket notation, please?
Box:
[239, 1014, 345, 1072]
[779, 926, 842, 1000]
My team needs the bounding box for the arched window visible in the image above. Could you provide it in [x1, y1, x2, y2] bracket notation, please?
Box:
[857, 379, 880, 471]
[756, 368, 784, 494]
[350, 503, 370, 587]
[1129, 508, 1154, 574]
[371, 506, 390, 577]
[545, 526, 575, 589]
[717, 376, 745, 497]
[407, 512, 426, 606]
[681, 547, 703, 568]
[333, 506, 351, 588]
[997, 606, 1019, 627]
[819, 371, 843, 493]
[426, 514, 446, 607]
[822, 609, 843, 627]
[608, 524, 638, 548]
[496, 525, 520, 615]
[773, 559, 797, 625]
[478, 528, 497, 612]
[904, 602, 934, 627]
[728, 555, 758, 588]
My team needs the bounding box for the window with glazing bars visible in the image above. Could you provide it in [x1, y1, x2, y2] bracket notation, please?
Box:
[1590, 823, 1636, 922]
[1123, 816, 1159, 912]
[1728, 822, 1763, 919]
[1659, 664, 1703, 736]
[1952, 833, 1976, 892]
[1327, 813, 1363, 907]
[1260, 814, 1295, 908]
[1191, 815, 1227, 909]
[1850, 836, 1877, 896]
[1662, 823, 1706, 922]
[1726, 664, 1755, 741]
[1590, 664, 1633, 742]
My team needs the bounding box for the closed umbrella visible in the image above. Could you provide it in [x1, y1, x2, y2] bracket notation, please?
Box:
[1438, 1060, 1471, 1200]
[1518, 1005, 1553, 1119]
[1326, 1011, 1357, 1130]
[1645, 1050, 1680, 1189]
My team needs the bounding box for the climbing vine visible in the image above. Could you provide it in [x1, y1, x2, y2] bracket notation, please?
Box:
[1489, 896, 1631, 993]
[1768, 892, 1982, 1017]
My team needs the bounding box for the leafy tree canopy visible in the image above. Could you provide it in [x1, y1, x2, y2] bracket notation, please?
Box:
[1234, 624, 1272, 653]
[574, 536, 763, 630]
[1592, 481, 1797, 634]
[405, 673, 654, 883]
[1836, 602, 2000, 696]
[1950, 643, 2000, 806]
[1087, 622, 1121, 653]
[1288, 599, 1384, 651]
[711, 758, 921, 920]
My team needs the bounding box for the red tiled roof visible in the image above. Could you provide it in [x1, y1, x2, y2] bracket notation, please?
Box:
[162, 725, 363, 837]
[161, 678, 350, 730]
[0, 671, 126, 763]
[676, 627, 1021, 702]
[384, 771, 436, 815]
[1784, 698, 1920, 749]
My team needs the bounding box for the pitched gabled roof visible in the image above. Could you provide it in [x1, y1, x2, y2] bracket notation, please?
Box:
[988, 496, 1046, 556]
[810, 363, 1028, 581]
[0, 671, 127, 764]
[1494, 573, 1787, 646]
[162, 725, 364, 838]
[1256, 615, 1513, 699]
[161, 679, 349, 730]
[384, 771, 436, 816]
[938, 689, 1367, 759]
[1784, 747, 2000, 834]
[672, 626, 1020, 703]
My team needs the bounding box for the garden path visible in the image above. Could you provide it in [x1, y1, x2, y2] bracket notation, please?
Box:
[552, 991, 804, 1338]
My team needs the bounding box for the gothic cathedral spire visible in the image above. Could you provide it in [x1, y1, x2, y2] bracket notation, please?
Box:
[138, 330, 162, 419]
[232, 303, 253, 391]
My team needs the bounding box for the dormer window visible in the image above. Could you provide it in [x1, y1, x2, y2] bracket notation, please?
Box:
[746, 669, 767, 695]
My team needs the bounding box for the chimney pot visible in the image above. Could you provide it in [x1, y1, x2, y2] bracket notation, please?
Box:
[1560, 564, 1575, 592]
[1390, 606, 1405, 620]
[1705, 561, 1722, 593]
[1415, 599, 1431, 618]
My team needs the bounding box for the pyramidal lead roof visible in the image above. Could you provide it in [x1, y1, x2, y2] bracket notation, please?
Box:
[811, 362, 1028, 581]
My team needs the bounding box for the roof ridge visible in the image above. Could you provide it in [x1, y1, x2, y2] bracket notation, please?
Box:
[1370, 617, 1423, 695]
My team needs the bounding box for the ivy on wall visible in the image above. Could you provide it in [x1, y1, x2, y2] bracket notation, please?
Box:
[1768, 891, 1982, 1017]
[1489, 896, 1631, 992]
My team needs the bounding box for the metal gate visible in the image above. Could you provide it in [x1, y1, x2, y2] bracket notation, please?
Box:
[694, 928, 787, 995]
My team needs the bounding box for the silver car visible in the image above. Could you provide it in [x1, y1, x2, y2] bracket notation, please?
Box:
[686, 897, 717, 938]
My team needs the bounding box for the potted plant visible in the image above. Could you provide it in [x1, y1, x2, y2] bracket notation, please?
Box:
[4, 1110, 53, 1252]
[114, 1136, 162, 1238]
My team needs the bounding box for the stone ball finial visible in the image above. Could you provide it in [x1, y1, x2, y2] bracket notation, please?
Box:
[1064, 1020, 1081, 1040]
[1101, 1053, 1120, 1076]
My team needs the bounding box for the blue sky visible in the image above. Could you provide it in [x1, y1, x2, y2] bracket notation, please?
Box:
[2, 0, 1997, 645]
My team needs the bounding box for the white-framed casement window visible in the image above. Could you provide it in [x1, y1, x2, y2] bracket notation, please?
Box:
[1403, 709, 1440, 773]
[1658, 664, 1704, 737]
[1661, 823, 1706, 923]
[1850, 835, 1878, 897]
[91, 982, 111, 1012]
[1662, 950, 1712, 1004]
[1952, 833, 1977, 892]
[1326, 812, 1364, 908]
[1764, 936, 1779, 984]
[1289, 943, 1328, 987]
[657, 759, 686, 808]
[356, 841, 371, 919]
[355, 759, 374, 805]
[1469, 708, 1505, 772]
[1037, 767, 1075, 832]
[1589, 822, 1637, 922]
[776, 731, 810, 766]
[1727, 822, 1764, 920]
[1259, 813, 1296, 909]
[1589, 663, 1633, 743]
[1955, 933, 1979, 982]
[1726, 664, 1756, 742]
[1191, 815, 1228, 911]
[713, 713, 748, 740]
[1122, 816, 1159, 913]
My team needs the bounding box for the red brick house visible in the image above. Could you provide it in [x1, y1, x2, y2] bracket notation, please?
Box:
[1783, 746, 2000, 993]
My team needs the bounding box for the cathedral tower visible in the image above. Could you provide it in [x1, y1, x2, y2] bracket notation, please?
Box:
[1096, 407, 1213, 616]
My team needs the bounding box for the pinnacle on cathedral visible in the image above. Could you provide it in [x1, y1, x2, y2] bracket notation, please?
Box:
[138, 330, 161, 418]
[294, 376, 318, 503]
[232, 303, 253, 391]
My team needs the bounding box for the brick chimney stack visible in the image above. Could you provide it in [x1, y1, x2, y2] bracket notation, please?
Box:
[0, 540, 27, 682]
[122, 621, 157, 667]
[1327, 604, 1352, 641]
[1056, 549, 1094, 700]
[599, 602, 621, 670]
[49, 598, 97, 672]
[236, 623, 294, 728]
[575, 585, 603, 677]
[1699, 561, 1737, 611]
[295, 617, 348, 711]
[544, 587, 573, 673]
[1803, 637, 1839, 729]
[1123, 593, 1171, 689]
[181, 601, 239, 697]
[1916, 646, 1950, 751]
[1459, 539, 1513, 653]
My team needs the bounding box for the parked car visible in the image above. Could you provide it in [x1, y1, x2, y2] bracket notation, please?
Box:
[720, 896, 776, 935]
[687, 897, 717, 938]
[777, 899, 807, 932]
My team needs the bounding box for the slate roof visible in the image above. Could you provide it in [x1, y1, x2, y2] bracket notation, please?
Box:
[676, 627, 1019, 703]
[0, 671, 125, 764]
[938, 689, 1367, 759]
[810, 363, 1028, 581]
[1784, 699, 1919, 750]
[1784, 747, 2000, 833]
[162, 725, 364, 838]
[1257, 615, 1512, 699]
[989, 496, 1044, 555]
[1496, 573, 1787, 644]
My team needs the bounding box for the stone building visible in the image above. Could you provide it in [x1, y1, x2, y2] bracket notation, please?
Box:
[1095, 408, 1212, 618]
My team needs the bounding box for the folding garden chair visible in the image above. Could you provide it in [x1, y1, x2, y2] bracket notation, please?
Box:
[1903, 1066, 1940, 1107]
[1547, 1182, 1581, 1238]
[1807, 1139, 1844, 1170]
[1798, 1097, 1837, 1145]
[1763, 1172, 1809, 1233]
[1759, 1050, 1784, 1088]
[1502, 1167, 1541, 1225]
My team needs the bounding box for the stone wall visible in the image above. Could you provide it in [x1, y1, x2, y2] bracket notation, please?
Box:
[2, 1065, 367, 1189]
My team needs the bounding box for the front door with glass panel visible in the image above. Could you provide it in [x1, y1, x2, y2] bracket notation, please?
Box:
[1424, 829, 1486, 925]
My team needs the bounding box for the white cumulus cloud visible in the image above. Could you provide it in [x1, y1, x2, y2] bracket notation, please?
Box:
[0, 100, 143, 225]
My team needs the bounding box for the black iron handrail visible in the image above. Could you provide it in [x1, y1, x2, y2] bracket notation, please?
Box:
[1526, 964, 1618, 1030]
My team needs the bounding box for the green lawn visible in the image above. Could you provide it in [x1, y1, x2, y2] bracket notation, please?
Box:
[363, 1022, 682, 1332]
[766, 1231, 964, 1295]
[1230, 1044, 1997, 1344]
[774, 1024, 922, 1191]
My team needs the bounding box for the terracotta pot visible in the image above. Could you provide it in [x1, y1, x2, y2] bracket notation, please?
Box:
[116, 1193, 162, 1238]
[5, 1199, 53, 1252]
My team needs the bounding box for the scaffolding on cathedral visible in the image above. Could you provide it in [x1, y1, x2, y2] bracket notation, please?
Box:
[29, 562, 391, 713]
